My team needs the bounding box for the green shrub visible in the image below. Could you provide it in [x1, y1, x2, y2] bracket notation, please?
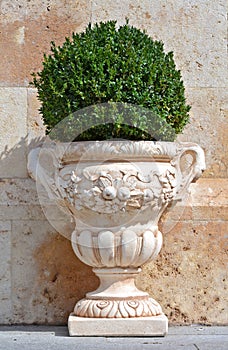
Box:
[31, 20, 190, 141]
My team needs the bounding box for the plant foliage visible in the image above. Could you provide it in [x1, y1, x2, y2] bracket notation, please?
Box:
[32, 20, 190, 141]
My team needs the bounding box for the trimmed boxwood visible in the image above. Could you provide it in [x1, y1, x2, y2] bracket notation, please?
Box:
[32, 20, 190, 141]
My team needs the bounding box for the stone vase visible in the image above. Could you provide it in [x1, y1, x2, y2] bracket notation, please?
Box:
[28, 140, 205, 336]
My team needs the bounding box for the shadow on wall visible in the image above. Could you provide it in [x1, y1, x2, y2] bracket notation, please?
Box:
[0, 135, 44, 177]
[0, 136, 99, 324]
[33, 233, 99, 325]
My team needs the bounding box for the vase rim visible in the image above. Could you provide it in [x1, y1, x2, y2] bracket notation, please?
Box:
[39, 139, 203, 163]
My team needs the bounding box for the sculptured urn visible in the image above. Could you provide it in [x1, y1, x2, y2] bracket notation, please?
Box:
[28, 139, 205, 336]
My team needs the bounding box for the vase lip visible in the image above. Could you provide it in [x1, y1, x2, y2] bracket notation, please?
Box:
[63, 140, 174, 158]
[38, 139, 204, 163]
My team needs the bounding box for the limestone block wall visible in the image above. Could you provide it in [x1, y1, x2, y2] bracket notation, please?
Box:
[0, 0, 227, 325]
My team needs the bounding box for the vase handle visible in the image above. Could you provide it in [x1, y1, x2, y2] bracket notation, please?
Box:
[173, 143, 206, 200]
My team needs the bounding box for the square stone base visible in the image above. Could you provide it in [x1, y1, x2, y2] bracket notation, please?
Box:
[68, 313, 168, 337]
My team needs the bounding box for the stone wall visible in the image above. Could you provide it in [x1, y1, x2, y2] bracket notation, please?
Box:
[0, 0, 227, 325]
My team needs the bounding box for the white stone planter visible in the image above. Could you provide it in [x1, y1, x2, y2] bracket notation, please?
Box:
[28, 140, 205, 336]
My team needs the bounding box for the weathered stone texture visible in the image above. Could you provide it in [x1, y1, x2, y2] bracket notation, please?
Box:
[0, 0, 92, 86]
[0, 0, 227, 326]
[11, 220, 91, 324]
[92, 0, 227, 88]
[161, 179, 228, 229]
[0, 88, 27, 178]
[178, 88, 228, 178]
[138, 219, 228, 325]
[148, 179, 228, 325]
[27, 88, 45, 143]
[0, 221, 12, 324]
[10, 218, 98, 324]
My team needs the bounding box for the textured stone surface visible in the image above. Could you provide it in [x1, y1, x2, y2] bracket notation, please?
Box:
[1, 0, 226, 89]
[0, 88, 27, 178]
[11, 224, 98, 324]
[0, 0, 92, 86]
[178, 88, 228, 178]
[162, 178, 228, 226]
[0, 0, 227, 326]
[27, 88, 45, 144]
[0, 178, 43, 220]
[92, 0, 227, 88]
[138, 219, 228, 325]
[191, 179, 228, 221]
[153, 179, 228, 325]
[0, 221, 12, 324]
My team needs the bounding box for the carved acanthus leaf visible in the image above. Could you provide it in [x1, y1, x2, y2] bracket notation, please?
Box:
[74, 298, 162, 318]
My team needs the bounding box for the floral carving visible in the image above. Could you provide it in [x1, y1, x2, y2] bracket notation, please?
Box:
[28, 140, 205, 216]
[159, 168, 177, 204]
[58, 166, 177, 214]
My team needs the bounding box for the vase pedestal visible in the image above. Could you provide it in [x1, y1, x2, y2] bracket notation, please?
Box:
[68, 314, 168, 337]
[69, 267, 168, 336]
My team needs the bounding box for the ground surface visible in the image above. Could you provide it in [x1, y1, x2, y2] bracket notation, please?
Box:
[0, 325, 227, 350]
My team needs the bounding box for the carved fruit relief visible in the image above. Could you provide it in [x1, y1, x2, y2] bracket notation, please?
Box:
[58, 165, 177, 214]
